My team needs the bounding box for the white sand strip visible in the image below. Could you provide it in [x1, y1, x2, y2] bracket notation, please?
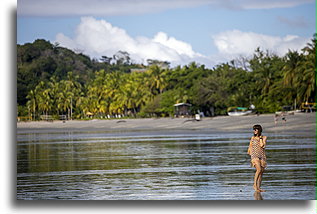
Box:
[17, 113, 316, 133]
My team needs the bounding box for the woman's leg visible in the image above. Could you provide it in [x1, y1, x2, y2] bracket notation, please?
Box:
[253, 161, 262, 191]
[257, 167, 265, 192]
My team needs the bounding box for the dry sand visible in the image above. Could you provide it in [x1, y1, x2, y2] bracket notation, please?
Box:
[17, 112, 316, 134]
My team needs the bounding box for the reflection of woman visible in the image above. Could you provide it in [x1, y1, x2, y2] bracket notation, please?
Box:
[247, 124, 267, 192]
[253, 191, 263, 200]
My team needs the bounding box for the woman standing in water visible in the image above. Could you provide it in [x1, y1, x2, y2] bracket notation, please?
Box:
[247, 124, 267, 192]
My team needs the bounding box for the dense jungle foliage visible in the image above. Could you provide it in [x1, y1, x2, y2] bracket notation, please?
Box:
[17, 36, 316, 120]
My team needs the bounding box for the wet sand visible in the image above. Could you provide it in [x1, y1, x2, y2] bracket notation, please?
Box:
[17, 112, 315, 134]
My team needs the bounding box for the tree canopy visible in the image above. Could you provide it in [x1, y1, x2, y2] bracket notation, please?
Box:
[17, 36, 316, 120]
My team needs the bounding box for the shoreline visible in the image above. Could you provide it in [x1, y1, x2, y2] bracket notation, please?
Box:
[17, 112, 316, 135]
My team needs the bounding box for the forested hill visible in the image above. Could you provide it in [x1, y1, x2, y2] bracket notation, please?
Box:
[17, 39, 142, 106]
[17, 37, 316, 119]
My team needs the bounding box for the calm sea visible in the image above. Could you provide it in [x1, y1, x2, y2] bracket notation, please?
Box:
[17, 129, 316, 200]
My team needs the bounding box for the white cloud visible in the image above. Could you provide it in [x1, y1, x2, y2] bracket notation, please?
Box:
[55, 17, 206, 66]
[18, 0, 313, 16]
[153, 32, 198, 58]
[55, 17, 310, 67]
[212, 30, 309, 58]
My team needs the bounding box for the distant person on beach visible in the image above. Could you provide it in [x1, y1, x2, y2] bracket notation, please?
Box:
[274, 114, 278, 125]
[247, 124, 267, 192]
[281, 113, 287, 123]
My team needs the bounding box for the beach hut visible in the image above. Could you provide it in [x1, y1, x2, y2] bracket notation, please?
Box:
[174, 103, 192, 117]
[86, 112, 94, 118]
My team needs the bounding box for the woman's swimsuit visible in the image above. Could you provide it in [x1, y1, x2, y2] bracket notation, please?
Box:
[250, 137, 267, 168]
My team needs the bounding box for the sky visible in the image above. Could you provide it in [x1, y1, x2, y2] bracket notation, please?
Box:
[17, 0, 316, 67]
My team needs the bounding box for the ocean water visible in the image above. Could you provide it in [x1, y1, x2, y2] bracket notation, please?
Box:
[17, 129, 316, 200]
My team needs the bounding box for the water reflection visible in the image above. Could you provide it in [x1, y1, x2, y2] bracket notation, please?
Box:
[253, 191, 263, 200]
[17, 130, 316, 200]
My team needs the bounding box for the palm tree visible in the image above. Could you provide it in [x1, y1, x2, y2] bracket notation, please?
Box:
[114, 72, 152, 116]
[33, 81, 52, 118]
[101, 71, 123, 116]
[48, 76, 60, 115]
[43, 88, 52, 116]
[283, 51, 302, 86]
[147, 65, 167, 95]
[26, 89, 37, 120]
[298, 36, 316, 103]
[65, 72, 82, 119]
[248, 48, 284, 111]
[282, 50, 303, 107]
[56, 82, 68, 117]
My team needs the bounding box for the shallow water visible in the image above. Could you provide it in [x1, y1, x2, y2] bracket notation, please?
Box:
[17, 129, 316, 200]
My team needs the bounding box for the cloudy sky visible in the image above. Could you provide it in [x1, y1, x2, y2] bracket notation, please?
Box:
[17, 0, 315, 67]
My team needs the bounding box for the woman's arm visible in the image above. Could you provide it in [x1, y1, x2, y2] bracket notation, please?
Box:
[247, 137, 252, 155]
[260, 136, 266, 148]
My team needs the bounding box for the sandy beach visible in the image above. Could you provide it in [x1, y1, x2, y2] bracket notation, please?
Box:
[17, 112, 316, 134]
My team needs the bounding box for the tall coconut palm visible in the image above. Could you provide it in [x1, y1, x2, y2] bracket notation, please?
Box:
[114, 72, 152, 116]
[56, 84, 68, 117]
[249, 49, 284, 107]
[299, 36, 316, 103]
[37, 88, 52, 117]
[283, 51, 302, 86]
[64, 72, 82, 119]
[33, 81, 52, 118]
[26, 89, 37, 120]
[48, 76, 60, 115]
[101, 71, 123, 116]
[282, 50, 303, 107]
[147, 65, 167, 95]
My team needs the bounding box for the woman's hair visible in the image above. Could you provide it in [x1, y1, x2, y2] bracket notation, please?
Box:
[253, 124, 262, 136]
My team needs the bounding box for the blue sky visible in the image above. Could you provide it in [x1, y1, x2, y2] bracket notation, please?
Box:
[17, 0, 315, 67]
